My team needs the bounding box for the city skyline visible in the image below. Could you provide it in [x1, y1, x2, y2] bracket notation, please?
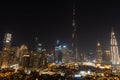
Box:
[0, 1, 120, 53]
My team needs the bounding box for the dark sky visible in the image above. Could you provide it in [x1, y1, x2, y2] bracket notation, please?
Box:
[0, 1, 120, 53]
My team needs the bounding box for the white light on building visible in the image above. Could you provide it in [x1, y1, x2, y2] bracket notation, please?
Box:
[111, 29, 120, 65]
[5, 33, 12, 43]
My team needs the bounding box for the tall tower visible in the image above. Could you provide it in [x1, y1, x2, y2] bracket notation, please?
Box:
[1, 33, 12, 68]
[35, 37, 42, 53]
[55, 40, 62, 64]
[96, 42, 102, 64]
[110, 28, 119, 65]
[3, 33, 12, 50]
[72, 5, 78, 62]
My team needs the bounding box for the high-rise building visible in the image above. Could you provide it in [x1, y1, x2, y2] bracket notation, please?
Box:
[96, 42, 102, 64]
[39, 49, 47, 67]
[35, 37, 42, 53]
[3, 33, 12, 51]
[4, 33, 12, 43]
[30, 52, 39, 69]
[18, 44, 31, 68]
[62, 48, 71, 63]
[1, 33, 12, 68]
[103, 50, 111, 64]
[37, 43, 42, 53]
[110, 28, 119, 65]
[23, 54, 30, 68]
[71, 5, 78, 62]
[54, 40, 62, 64]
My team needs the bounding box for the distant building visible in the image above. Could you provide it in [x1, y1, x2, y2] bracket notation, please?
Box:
[37, 43, 42, 53]
[4, 33, 12, 44]
[3, 33, 12, 51]
[1, 33, 12, 68]
[62, 48, 71, 63]
[47, 48, 54, 63]
[39, 49, 47, 68]
[30, 52, 39, 68]
[18, 45, 31, 68]
[103, 50, 111, 64]
[35, 37, 42, 53]
[54, 40, 63, 64]
[22, 54, 30, 68]
[96, 42, 102, 64]
[110, 28, 119, 65]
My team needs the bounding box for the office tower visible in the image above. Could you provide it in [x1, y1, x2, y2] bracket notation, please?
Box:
[33, 53, 39, 68]
[96, 42, 102, 64]
[3, 33, 12, 50]
[19, 44, 31, 68]
[39, 49, 47, 67]
[110, 28, 119, 65]
[1, 33, 12, 68]
[35, 37, 42, 53]
[62, 48, 71, 63]
[54, 40, 62, 64]
[104, 50, 111, 64]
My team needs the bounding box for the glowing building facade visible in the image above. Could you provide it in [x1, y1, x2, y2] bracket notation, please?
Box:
[54, 40, 62, 64]
[104, 50, 111, 64]
[3, 33, 12, 50]
[110, 29, 119, 65]
[1, 33, 12, 68]
[35, 37, 42, 53]
[96, 42, 102, 64]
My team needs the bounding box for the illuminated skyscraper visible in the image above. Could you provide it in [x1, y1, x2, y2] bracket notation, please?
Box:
[35, 37, 42, 53]
[104, 50, 111, 64]
[19, 45, 29, 66]
[54, 40, 62, 64]
[39, 49, 47, 67]
[110, 28, 119, 65]
[72, 5, 78, 62]
[1, 33, 12, 68]
[96, 42, 102, 64]
[4, 33, 12, 43]
[3, 33, 12, 50]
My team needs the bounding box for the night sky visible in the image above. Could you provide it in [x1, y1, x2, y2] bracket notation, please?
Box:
[0, 1, 120, 53]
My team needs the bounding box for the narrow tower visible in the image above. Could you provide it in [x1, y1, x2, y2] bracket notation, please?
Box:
[96, 42, 102, 64]
[110, 28, 119, 65]
[35, 37, 42, 53]
[72, 5, 78, 62]
[3, 33, 12, 50]
[1, 33, 12, 68]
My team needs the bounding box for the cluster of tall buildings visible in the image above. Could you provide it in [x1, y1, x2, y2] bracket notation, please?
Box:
[0, 33, 73, 69]
[0, 33, 48, 69]
[96, 28, 120, 66]
[71, 4, 120, 66]
[0, 27, 120, 70]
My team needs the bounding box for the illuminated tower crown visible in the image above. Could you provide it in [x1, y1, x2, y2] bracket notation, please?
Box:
[4, 33, 12, 45]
